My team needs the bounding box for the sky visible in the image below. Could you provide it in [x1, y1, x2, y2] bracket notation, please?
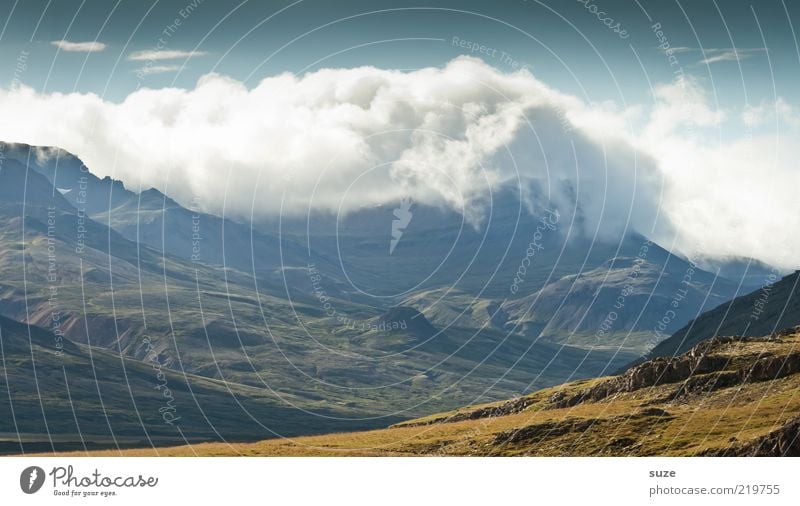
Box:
[1, 0, 797, 107]
[1, 0, 799, 269]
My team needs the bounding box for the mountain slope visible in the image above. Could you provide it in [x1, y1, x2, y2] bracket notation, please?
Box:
[500, 251, 739, 353]
[4, 142, 751, 356]
[0, 314, 375, 454]
[400, 238, 744, 356]
[0, 142, 316, 284]
[642, 270, 800, 361]
[1, 141, 779, 448]
[0, 147, 634, 428]
[0, 158, 75, 211]
[71, 325, 800, 456]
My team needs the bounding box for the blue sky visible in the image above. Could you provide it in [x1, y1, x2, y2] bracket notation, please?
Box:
[1, 0, 798, 109]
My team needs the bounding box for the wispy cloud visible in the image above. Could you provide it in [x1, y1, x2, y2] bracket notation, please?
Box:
[128, 49, 207, 61]
[136, 64, 183, 75]
[665, 46, 695, 54]
[656, 46, 767, 65]
[698, 48, 767, 65]
[51, 40, 107, 52]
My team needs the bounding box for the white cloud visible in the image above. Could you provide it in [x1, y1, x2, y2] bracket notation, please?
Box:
[742, 103, 768, 128]
[658, 47, 767, 65]
[635, 80, 800, 269]
[698, 50, 742, 65]
[698, 48, 767, 65]
[136, 64, 182, 75]
[128, 49, 207, 61]
[50, 40, 107, 52]
[0, 56, 797, 269]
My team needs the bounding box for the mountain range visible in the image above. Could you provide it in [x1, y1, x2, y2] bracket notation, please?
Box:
[0, 141, 794, 452]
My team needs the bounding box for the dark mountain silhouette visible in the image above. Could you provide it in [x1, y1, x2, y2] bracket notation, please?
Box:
[638, 270, 800, 362]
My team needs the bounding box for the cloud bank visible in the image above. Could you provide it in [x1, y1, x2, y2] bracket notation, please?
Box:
[0, 56, 797, 269]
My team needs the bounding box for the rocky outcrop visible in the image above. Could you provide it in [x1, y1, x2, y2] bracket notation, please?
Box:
[702, 417, 800, 456]
[396, 396, 538, 427]
[398, 330, 800, 428]
[493, 418, 597, 445]
[493, 408, 673, 447]
[773, 325, 800, 338]
[548, 334, 800, 409]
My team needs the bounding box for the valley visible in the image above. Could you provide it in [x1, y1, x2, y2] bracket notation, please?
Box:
[55, 326, 800, 456]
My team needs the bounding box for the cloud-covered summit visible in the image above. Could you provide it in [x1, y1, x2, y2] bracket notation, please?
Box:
[0, 56, 797, 269]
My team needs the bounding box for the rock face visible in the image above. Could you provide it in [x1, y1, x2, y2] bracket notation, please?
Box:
[495, 409, 673, 444]
[548, 333, 800, 409]
[494, 418, 597, 445]
[703, 417, 800, 457]
[398, 396, 538, 427]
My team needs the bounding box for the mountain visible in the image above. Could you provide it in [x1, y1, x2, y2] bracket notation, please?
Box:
[709, 256, 784, 290]
[0, 141, 776, 451]
[640, 270, 800, 361]
[0, 314, 375, 455]
[0, 158, 74, 210]
[0, 144, 634, 432]
[497, 248, 740, 353]
[288, 194, 749, 357]
[60, 325, 800, 456]
[2, 142, 751, 356]
[396, 236, 746, 360]
[0, 142, 317, 287]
